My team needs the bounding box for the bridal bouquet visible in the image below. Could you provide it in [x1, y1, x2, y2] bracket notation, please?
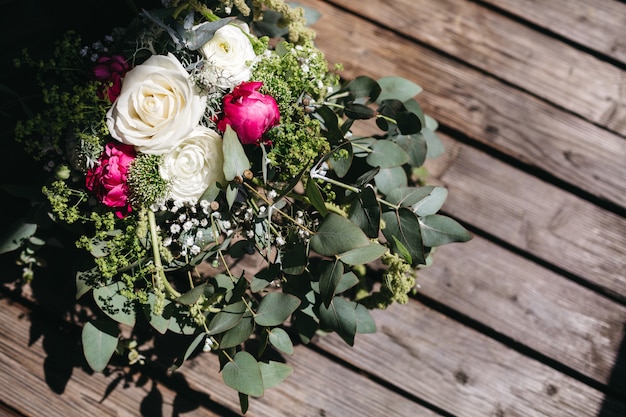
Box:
[3, 0, 470, 412]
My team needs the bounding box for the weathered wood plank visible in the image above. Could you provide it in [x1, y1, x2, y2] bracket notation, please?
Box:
[481, 0, 626, 64]
[315, 301, 626, 417]
[181, 344, 441, 417]
[300, 0, 626, 208]
[0, 295, 228, 417]
[418, 234, 626, 391]
[326, 0, 626, 135]
[427, 133, 626, 299]
[0, 286, 440, 417]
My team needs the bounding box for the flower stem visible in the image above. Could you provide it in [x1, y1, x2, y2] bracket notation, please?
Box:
[147, 209, 180, 298]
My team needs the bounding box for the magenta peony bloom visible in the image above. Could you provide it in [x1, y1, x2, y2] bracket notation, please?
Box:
[92, 55, 130, 103]
[86, 142, 136, 218]
[217, 81, 280, 145]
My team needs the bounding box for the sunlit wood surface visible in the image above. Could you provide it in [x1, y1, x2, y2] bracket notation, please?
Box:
[1, 0, 625, 416]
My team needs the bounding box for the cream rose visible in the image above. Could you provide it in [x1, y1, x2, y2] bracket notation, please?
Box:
[106, 53, 207, 155]
[159, 126, 225, 203]
[198, 23, 257, 89]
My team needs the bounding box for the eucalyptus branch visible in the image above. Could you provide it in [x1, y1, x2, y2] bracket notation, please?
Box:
[243, 182, 315, 236]
[310, 171, 399, 210]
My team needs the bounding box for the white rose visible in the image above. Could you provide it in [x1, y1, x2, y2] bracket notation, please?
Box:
[106, 53, 207, 155]
[160, 126, 225, 203]
[199, 23, 257, 89]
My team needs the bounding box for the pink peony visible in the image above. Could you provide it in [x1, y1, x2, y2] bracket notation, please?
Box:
[86, 142, 136, 217]
[92, 55, 130, 103]
[217, 81, 280, 145]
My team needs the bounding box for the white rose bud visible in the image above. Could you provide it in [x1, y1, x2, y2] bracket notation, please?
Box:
[160, 126, 225, 203]
[106, 53, 207, 155]
[199, 23, 257, 89]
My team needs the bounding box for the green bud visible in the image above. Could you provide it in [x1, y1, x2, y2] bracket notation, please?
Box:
[54, 164, 71, 180]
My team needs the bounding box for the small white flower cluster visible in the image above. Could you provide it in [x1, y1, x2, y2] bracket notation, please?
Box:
[156, 200, 216, 258]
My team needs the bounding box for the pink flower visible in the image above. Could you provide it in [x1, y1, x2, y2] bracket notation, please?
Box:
[217, 81, 280, 145]
[92, 55, 130, 103]
[86, 142, 136, 217]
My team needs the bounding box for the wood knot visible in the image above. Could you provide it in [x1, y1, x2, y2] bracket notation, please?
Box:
[454, 370, 469, 385]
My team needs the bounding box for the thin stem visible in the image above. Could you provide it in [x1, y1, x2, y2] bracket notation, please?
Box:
[243, 183, 315, 235]
[147, 209, 181, 298]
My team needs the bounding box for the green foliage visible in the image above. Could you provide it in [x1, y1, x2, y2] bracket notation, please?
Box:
[4, 2, 472, 414]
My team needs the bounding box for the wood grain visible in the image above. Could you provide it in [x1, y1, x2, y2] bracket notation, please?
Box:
[429, 133, 626, 299]
[315, 301, 626, 417]
[300, 0, 626, 208]
[327, 0, 626, 135]
[481, 0, 626, 63]
[418, 234, 626, 390]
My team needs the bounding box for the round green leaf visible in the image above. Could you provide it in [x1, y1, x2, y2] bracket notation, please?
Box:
[220, 316, 255, 348]
[348, 185, 380, 238]
[339, 242, 387, 266]
[208, 301, 246, 335]
[82, 319, 119, 372]
[310, 213, 370, 257]
[319, 297, 358, 346]
[374, 166, 407, 196]
[143, 292, 172, 334]
[412, 187, 448, 217]
[254, 292, 301, 326]
[319, 260, 344, 307]
[260, 361, 293, 389]
[335, 271, 360, 294]
[420, 214, 472, 246]
[366, 140, 409, 169]
[376, 76, 423, 103]
[93, 281, 136, 327]
[0, 220, 37, 254]
[175, 283, 207, 305]
[394, 133, 427, 168]
[422, 127, 445, 159]
[268, 328, 294, 355]
[222, 351, 264, 397]
[355, 303, 377, 334]
[382, 208, 425, 266]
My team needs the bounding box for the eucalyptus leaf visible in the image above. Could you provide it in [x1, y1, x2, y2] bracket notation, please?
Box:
[223, 125, 250, 181]
[386, 186, 435, 207]
[348, 185, 380, 238]
[255, 292, 301, 326]
[412, 187, 448, 217]
[93, 281, 136, 327]
[208, 301, 246, 335]
[381, 208, 425, 266]
[220, 316, 255, 348]
[318, 259, 344, 307]
[329, 146, 353, 178]
[339, 242, 387, 266]
[355, 303, 377, 334]
[259, 361, 293, 389]
[331, 274, 356, 298]
[169, 332, 207, 372]
[82, 319, 119, 372]
[143, 293, 172, 334]
[319, 297, 358, 345]
[310, 213, 370, 257]
[374, 166, 407, 196]
[376, 76, 423, 103]
[396, 111, 422, 135]
[281, 243, 308, 275]
[175, 283, 207, 305]
[420, 214, 472, 246]
[344, 102, 376, 120]
[222, 351, 264, 397]
[339, 75, 381, 103]
[394, 133, 427, 167]
[0, 219, 37, 254]
[305, 179, 328, 217]
[422, 127, 445, 158]
[366, 140, 409, 169]
[268, 328, 294, 355]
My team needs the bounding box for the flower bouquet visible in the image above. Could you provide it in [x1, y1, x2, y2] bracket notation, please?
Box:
[2, 0, 470, 412]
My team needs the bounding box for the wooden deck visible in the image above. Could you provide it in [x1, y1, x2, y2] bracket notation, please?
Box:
[1, 0, 625, 416]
